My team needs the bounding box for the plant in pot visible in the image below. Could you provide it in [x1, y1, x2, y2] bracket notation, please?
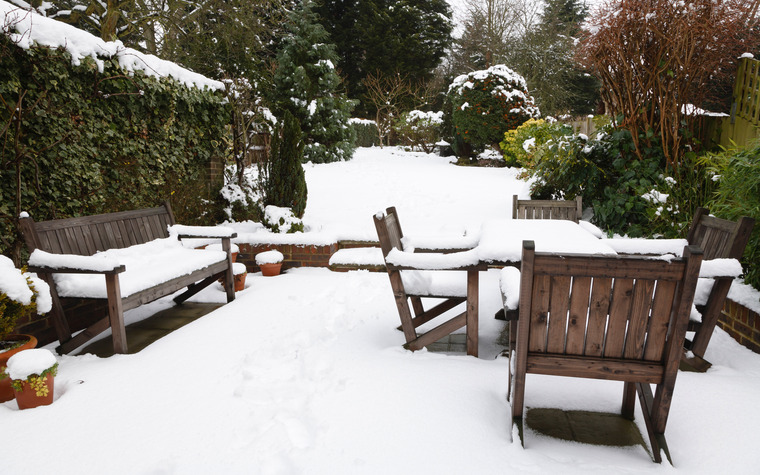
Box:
[7, 348, 58, 409]
[0, 255, 52, 403]
[256, 250, 284, 277]
[232, 262, 248, 291]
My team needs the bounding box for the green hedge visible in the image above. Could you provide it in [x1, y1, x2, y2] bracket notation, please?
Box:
[0, 36, 230, 262]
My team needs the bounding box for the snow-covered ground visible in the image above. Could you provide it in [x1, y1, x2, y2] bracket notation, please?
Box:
[2, 147, 760, 474]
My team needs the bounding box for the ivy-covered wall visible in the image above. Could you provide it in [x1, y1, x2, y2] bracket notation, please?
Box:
[0, 35, 230, 263]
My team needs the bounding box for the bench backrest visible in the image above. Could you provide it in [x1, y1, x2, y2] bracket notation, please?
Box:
[686, 207, 754, 260]
[512, 195, 582, 223]
[20, 202, 176, 256]
[517, 241, 702, 373]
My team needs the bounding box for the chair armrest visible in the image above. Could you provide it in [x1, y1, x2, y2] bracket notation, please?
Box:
[401, 234, 479, 253]
[386, 248, 486, 271]
[28, 249, 125, 274]
[169, 224, 238, 240]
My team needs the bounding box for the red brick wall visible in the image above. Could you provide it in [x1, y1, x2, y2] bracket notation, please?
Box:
[237, 242, 339, 272]
[718, 299, 760, 354]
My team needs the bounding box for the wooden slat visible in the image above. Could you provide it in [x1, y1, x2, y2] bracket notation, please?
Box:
[604, 278, 633, 358]
[529, 274, 551, 353]
[102, 221, 119, 249]
[643, 280, 677, 361]
[33, 206, 169, 232]
[526, 354, 665, 383]
[624, 279, 656, 360]
[534, 255, 685, 281]
[546, 275, 571, 354]
[566, 276, 591, 355]
[585, 277, 612, 357]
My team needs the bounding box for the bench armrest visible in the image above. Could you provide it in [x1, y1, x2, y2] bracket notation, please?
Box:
[168, 224, 237, 240]
[385, 248, 486, 271]
[28, 249, 125, 274]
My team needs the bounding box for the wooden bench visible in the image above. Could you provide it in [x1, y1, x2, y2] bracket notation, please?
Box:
[20, 202, 236, 355]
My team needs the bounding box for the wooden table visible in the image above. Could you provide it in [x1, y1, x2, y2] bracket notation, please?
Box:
[476, 219, 617, 265]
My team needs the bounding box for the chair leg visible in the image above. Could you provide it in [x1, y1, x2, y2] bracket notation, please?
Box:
[622, 382, 636, 420]
[635, 383, 672, 464]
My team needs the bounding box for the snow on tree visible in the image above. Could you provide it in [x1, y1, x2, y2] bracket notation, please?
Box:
[271, 0, 355, 163]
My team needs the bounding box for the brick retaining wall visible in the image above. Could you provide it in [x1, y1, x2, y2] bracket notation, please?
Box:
[718, 300, 760, 354]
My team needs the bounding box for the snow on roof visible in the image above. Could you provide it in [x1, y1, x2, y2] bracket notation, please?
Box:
[0, 1, 223, 91]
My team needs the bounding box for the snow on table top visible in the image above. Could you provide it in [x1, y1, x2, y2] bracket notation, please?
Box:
[48, 238, 226, 299]
[477, 219, 617, 263]
[0, 1, 223, 90]
[6, 348, 57, 380]
[602, 237, 690, 256]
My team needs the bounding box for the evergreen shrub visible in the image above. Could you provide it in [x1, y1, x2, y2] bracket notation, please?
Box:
[708, 144, 760, 288]
[0, 35, 229, 263]
[526, 124, 665, 236]
[265, 111, 308, 219]
[446, 65, 540, 158]
[348, 119, 380, 147]
[500, 119, 572, 168]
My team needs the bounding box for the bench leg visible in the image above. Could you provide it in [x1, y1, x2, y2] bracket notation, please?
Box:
[105, 274, 127, 354]
[222, 237, 235, 302]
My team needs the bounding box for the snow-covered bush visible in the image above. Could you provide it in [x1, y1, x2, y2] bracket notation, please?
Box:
[394, 110, 444, 153]
[0, 256, 51, 340]
[263, 206, 304, 234]
[446, 65, 540, 158]
[221, 164, 264, 223]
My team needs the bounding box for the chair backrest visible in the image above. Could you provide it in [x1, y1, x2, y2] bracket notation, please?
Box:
[20, 202, 176, 256]
[512, 195, 582, 223]
[686, 207, 754, 260]
[516, 241, 702, 379]
[373, 207, 405, 260]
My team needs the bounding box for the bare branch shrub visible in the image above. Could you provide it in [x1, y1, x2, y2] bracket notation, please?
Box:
[576, 0, 760, 168]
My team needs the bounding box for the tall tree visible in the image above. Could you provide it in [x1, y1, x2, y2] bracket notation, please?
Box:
[315, 0, 453, 116]
[271, 1, 355, 163]
[508, 0, 599, 117]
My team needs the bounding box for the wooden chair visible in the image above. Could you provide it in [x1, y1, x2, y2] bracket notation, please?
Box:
[512, 195, 582, 223]
[683, 208, 754, 364]
[373, 207, 486, 357]
[509, 241, 703, 463]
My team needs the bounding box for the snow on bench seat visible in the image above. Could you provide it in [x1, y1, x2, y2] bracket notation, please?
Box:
[30, 238, 227, 299]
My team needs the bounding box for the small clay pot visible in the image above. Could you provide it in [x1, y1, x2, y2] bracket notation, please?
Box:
[260, 263, 282, 277]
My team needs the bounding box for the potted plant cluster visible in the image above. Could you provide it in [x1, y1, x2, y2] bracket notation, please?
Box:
[7, 348, 58, 409]
[256, 250, 284, 277]
[1, 256, 51, 403]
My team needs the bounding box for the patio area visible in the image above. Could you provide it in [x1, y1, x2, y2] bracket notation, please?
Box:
[2, 148, 759, 474]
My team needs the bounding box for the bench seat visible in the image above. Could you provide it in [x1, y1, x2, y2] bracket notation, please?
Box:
[33, 238, 227, 299]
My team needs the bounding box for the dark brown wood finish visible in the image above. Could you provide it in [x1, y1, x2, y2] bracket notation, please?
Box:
[509, 240, 703, 464]
[682, 207, 755, 363]
[374, 207, 485, 357]
[512, 195, 583, 223]
[19, 201, 236, 355]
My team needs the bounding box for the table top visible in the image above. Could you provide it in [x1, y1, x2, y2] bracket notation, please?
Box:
[476, 219, 617, 264]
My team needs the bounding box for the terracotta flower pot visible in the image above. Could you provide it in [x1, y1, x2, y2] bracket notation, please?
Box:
[0, 334, 38, 403]
[260, 263, 282, 277]
[234, 272, 247, 291]
[13, 373, 54, 410]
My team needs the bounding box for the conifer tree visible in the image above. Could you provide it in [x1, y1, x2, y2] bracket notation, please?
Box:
[271, 1, 355, 163]
[265, 111, 307, 218]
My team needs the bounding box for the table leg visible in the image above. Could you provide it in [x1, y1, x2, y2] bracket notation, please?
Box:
[467, 269, 479, 357]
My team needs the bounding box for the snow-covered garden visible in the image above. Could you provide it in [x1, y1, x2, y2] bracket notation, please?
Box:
[2, 147, 760, 474]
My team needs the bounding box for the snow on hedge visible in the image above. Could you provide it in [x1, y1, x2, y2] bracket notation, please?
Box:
[0, 1, 223, 90]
